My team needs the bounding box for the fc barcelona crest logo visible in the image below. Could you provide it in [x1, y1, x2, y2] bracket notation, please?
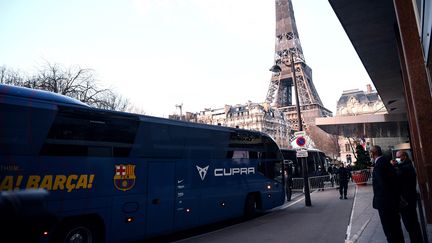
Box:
[113, 164, 136, 191]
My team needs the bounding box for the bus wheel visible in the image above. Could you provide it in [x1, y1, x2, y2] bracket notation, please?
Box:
[54, 220, 101, 243]
[244, 193, 258, 219]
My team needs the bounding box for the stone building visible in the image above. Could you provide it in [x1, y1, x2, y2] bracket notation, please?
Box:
[336, 85, 406, 164]
[336, 85, 385, 116]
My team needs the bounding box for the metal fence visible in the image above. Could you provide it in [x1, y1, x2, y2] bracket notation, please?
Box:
[292, 175, 332, 192]
[291, 169, 373, 192]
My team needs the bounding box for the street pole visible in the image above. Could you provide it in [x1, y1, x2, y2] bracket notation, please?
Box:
[175, 103, 183, 121]
[290, 52, 312, 206]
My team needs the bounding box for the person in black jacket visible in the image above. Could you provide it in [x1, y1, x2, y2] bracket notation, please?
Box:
[284, 163, 294, 201]
[393, 150, 423, 243]
[371, 145, 404, 243]
[337, 163, 351, 199]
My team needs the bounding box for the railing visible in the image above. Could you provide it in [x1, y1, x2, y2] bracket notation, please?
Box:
[291, 174, 332, 192]
[291, 169, 373, 192]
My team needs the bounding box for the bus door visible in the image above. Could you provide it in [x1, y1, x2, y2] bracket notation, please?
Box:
[146, 162, 175, 236]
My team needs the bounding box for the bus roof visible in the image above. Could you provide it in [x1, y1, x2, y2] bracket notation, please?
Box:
[0, 84, 88, 107]
[0, 84, 274, 142]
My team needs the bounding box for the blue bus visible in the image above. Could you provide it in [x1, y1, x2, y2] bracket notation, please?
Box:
[0, 84, 285, 242]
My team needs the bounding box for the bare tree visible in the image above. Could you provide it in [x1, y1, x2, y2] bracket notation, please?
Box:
[0, 66, 25, 85]
[92, 90, 130, 112]
[1, 62, 131, 111]
[308, 124, 340, 159]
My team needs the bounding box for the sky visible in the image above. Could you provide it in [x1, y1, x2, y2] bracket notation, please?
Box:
[0, 0, 372, 117]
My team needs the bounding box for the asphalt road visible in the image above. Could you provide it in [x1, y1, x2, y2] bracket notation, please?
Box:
[174, 187, 354, 243]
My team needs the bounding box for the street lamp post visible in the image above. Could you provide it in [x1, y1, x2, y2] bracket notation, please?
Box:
[269, 52, 312, 206]
[175, 103, 183, 121]
[290, 52, 311, 206]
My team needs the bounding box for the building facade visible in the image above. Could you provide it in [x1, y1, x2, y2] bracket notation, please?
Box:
[336, 85, 406, 164]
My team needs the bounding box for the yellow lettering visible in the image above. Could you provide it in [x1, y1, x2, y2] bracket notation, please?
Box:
[53, 175, 67, 190]
[39, 175, 53, 190]
[0, 174, 95, 192]
[0, 176, 14, 191]
[76, 175, 88, 189]
[66, 175, 77, 192]
[15, 175, 23, 189]
[26, 175, 41, 189]
[88, 174, 95, 189]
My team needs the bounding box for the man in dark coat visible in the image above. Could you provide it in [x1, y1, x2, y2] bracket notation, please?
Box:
[337, 163, 351, 199]
[328, 164, 336, 187]
[394, 150, 423, 243]
[284, 163, 293, 201]
[371, 145, 404, 243]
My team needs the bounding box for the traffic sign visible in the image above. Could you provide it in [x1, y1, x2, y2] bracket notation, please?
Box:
[296, 136, 306, 147]
[296, 149, 308, 158]
[294, 131, 306, 137]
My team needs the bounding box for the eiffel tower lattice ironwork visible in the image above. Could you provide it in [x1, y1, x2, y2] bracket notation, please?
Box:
[266, 0, 323, 108]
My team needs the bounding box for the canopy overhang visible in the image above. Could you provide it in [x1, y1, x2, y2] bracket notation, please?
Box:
[316, 113, 409, 138]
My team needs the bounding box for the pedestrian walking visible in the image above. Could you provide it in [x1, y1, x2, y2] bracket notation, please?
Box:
[284, 163, 293, 201]
[371, 145, 404, 243]
[334, 164, 340, 187]
[328, 164, 336, 187]
[337, 163, 351, 199]
[393, 150, 424, 243]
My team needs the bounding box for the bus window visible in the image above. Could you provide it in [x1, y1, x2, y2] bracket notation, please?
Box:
[319, 152, 327, 170]
[131, 121, 187, 159]
[232, 150, 249, 159]
[258, 160, 283, 183]
[261, 136, 281, 160]
[257, 136, 283, 183]
[0, 103, 56, 156]
[228, 131, 263, 149]
[40, 107, 139, 157]
[307, 152, 316, 176]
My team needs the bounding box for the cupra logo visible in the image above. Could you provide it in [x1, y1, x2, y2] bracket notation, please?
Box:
[196, 165, 209, 181]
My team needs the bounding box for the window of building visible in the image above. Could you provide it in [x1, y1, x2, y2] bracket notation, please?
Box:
[345, 143, 351, 152]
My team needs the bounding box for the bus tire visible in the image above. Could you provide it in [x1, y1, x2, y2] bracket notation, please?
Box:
[244, 193, 258, 219]
[52, 218, 102, 243]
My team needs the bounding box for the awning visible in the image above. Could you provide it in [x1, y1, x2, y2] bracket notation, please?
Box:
[315, 113, 409, 138]
[328, 0, 406, 114]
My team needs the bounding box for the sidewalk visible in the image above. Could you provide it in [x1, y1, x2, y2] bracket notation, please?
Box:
[346, 183, 387, 243]
[347, 183, 432, 243]
[174, 183, 431, 243]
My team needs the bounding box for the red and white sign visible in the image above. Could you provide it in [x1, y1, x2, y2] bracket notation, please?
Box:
[296, 136, 306, 147]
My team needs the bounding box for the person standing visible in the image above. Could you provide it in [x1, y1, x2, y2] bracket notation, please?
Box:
[328, 164, 336, 187]
[393, 150, 423, 243]
[333, 164, 340, 187]
[337, 163, 351, 199]
[284, 164, 293, 201]
[371, 145, 404, 243]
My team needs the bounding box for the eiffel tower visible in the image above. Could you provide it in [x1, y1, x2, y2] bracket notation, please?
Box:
[266, 0, 332, 131]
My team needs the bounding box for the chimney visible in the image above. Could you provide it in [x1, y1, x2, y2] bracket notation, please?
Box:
[366, 84, 373, 93]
